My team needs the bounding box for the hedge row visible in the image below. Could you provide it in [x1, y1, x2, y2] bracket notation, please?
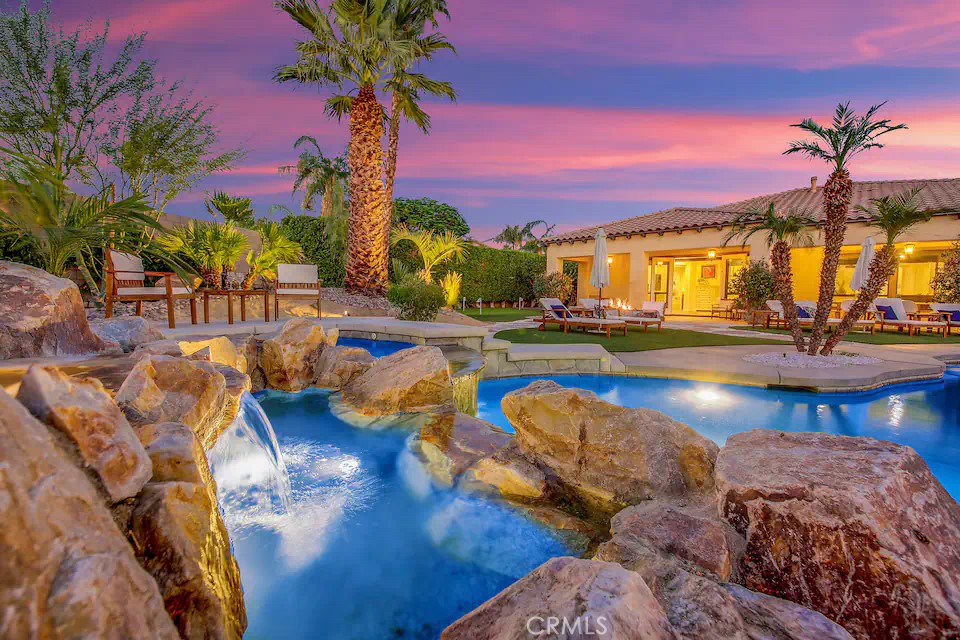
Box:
[280, 214, 545, 301]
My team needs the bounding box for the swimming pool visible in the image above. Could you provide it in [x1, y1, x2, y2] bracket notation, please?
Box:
[211, 388, 569, 640]
[337, 337, 412, 358]
[477, 368, 960, 498]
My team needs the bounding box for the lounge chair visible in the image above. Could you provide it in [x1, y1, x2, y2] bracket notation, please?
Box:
[615, 301, 664, 331]
[104, 250, 197, 329]
[711, 299, 735, 319]
[765, 299, 875, 333]
[539, 298, 628, 338]
[931, 303, 960, 335]
[873, 298, 947, 337]
[274, 263, 322, 320]
[839, 300, 879, 333]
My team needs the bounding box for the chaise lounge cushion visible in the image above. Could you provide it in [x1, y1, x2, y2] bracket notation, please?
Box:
[117, 286, 193, 296]
[549, 305, 572, 319]
[876, 304, 898, 321]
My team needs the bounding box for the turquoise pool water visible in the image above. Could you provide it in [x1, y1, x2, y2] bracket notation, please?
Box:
[477, 369, 960, 498]
[336, 337, 412, 358]
[211, 388, 570, 640]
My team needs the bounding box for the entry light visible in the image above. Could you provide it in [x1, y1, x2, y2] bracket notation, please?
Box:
[904, 244, 915, 254]
[707, 249, 717, 259]
[607, 257, 613, 264]
[899, 253, 906, 260]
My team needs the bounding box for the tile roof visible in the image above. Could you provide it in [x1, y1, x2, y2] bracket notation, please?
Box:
[544, 178, 960, 244]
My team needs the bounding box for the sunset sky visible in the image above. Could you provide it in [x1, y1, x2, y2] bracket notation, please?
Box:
[67, 0, 960, 240]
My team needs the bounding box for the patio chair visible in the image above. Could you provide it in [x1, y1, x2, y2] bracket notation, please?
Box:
[274, 263, 322, 320]
[538, 298, 628, 338]
[765, 299, 874, 333]
[930, 303, 960, 335]
[838, 300, 879, 334]
[873, 298, 947, 337]
[711, 299, 735, 319]
[104, 250, 197, 329]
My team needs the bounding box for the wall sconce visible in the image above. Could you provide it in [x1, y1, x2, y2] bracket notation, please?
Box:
[707, 249, 717, 259]
[607, 257, 613, 264]
[904, 244, 915, 254]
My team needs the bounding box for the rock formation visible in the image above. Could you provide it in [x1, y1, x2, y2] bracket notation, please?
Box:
[133, 422, 247, 640]
[90, 316, 165, 352]
[0, 261, 120, 359]
[115, 355, 228, 447]
[716, 430, 960, 639]
[311, 344, 375, 390]
[0, 388, 179, 639]
[261, 318, 328, 392]
[441, 557, 677, 639]
[342, 345, 454, 416]
[462, 442, 548, 500]
[501, 380, 718, 510]
[16, 365, 152, 503]
[415, 410, 511, 486]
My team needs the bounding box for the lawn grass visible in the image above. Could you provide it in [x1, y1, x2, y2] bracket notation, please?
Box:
[461, 307, 542, 323]
[737, 326, 960, 345]
[494, 324, 786, 352]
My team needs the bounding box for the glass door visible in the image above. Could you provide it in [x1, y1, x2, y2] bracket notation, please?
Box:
[649, 259, 671, 306]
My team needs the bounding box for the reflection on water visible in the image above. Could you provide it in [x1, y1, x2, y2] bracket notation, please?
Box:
[212, 388, 569, 640]
[478, 370, 960, 498]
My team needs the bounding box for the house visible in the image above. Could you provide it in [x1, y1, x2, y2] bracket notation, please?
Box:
[544, 178, 960, 315]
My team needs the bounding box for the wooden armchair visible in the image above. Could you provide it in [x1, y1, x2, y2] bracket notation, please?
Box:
[274, 263, 322, 320]
[104, 250, 197, 329]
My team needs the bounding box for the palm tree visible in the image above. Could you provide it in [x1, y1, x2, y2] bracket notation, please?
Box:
[822, 187, 931, 354]
[159, 220, 249, 288]
[0, 151, 190, 296]
[275, 0, 439, 294]
[784, 102, 906, 355]
[279, 136, 349, 217]
[489, 220, 549, 251]
[205, 191, 256, 228]
[383, 0, 456, 242]
[725, 203, 818, 351]
[390, 224, 464, 281]
[241, 221, 304, 288]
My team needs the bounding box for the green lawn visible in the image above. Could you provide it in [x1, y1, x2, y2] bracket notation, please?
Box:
[461, 307, 542, 322]
[737, 326, 960, 345]
[494, 324, 786, 352]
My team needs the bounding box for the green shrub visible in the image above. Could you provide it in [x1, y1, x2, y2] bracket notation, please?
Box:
[533, 271, 574, 303]
[278, 215, 345, 287]
[933, 242, 960, 303]
[729, 259, 775, 310]
[387, 277, 446, 321]
[394, 198, 470, 237]
[426, 244, 545, 303]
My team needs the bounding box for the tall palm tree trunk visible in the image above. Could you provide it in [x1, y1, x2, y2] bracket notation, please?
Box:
[821, 244, 896, 354]
[807, 168, 852, 354]
[770, 241, 806, 351]
[383, 92, 401, 261]
[320, 187, 333, 218]
[345, 85, 388, 294]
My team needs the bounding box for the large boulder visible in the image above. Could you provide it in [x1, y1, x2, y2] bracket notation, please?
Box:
[0, 388, 178, 639]
[463, 442, 548, 500]
[598, 498, 744, 582]
[441, 557, 677, 639]
[716, 430, 960, 639]
[179, 336, 247, 370]
[0, 261, 120, 359]
[115, 355, 227, 448]
[501, 380, 718, 509]
[133, 422, 246, 640]
[342, 345, 454, 416]
[415, 410, 511, 486]
[261, 318, 328, 392]
[311, 344, 375, 390]
[90, 316, 164, 352]
[16, 365, 152, 503]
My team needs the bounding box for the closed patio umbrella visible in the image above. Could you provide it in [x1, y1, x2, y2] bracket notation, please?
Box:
[590, 228, 610, 313]
[850, 236, 876, 291]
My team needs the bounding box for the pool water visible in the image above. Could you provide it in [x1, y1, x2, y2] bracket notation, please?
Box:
[213, 389, 569, 640]
[336, 337, 412, 358]
[477, 369, 960, 498]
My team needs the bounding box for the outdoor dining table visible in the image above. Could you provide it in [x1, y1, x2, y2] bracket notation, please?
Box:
[201, 288, 271, 324]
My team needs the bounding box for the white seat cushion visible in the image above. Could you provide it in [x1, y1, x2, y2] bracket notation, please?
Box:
[276, 288, 320, 296]
[118, 286, 192, 296]
[277, 263, 319, 285]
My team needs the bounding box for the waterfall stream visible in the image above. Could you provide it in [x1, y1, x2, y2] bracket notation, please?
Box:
[208, 391, 292, 516]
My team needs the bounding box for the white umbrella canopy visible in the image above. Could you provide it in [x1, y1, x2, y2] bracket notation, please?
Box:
[590, 228, 610, 305]
[850, 236, 876, 290]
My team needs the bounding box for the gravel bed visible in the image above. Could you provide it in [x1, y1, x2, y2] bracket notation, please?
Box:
[743, 351, 884, 368]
